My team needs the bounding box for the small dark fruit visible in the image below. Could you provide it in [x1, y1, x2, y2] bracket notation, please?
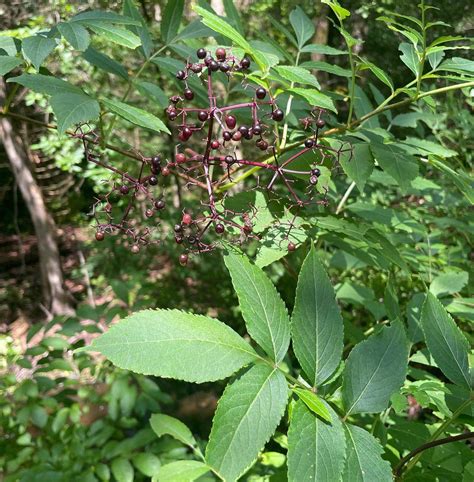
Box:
[243, 224, 252, 234]
[215, 47, 226, 60]
[182, 213, 192, 225]
[120, 184, 129, 195]
[176, 70, 186, 80]
[131, 244, 140, 254]
[288, 242, 296, 252]
[175, 235, 184, 244]
[197, 48, 207, 59]
[252, 124, 262, 136]
[225, 115, 237, 129]
[198, 110, 208, 122]
[162, 166, 170, 176]
[145, 208, 153, 218]
[219, 62, 230, 73]
[256, 87, 266, 99]
[155, 199, 165, 210]
[305, 139, 314, 148]
[182, 126, 193, 141]
[204, 55, 213, 66]
[310, 175, 318, 185]
[179, 253, 189, 266]
[184, 88, 194, 100]
[149, 176, 158, 186]
[316, 119, 326, 128]
[238, 125, 249, 136]
[211, 140, 220, 149]
[272, 109, 284, 122]
[174, 224, 183, 233]
[188, 235, 197, 244]
[225, 155, 234, 164]
[95, 231, 105, 241]
[190, 63, 202, 73]
[311, 168, 321, 177]
[209, 60, 219, 72]
[256, 139, 268, 150]
[167, 109, 177, 121]
[215, 223, 225, 234]
[223, 131, 232, 141]
[240, 56, 251, 69]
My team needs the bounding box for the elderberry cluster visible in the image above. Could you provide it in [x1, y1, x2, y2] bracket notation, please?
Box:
[80, 48, 350, 264]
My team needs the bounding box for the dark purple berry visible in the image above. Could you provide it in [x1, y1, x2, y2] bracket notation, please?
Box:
[191, 63, 202, 73]
[256, 139, 268, 150]
[272, 109, 284, 122]
[204, 55, 213, 66]
[311, 168, 321, 177]
[209, 60, 219, 72]
[175, 235, 184, 244]
[252, 124, 262, 136]
[310, 175, 318, 185]
[219, 62, 230, 73]
[174, 224, 183, 233]
[256, 87, 266, 99]
[225, 155, 234, 164]
[184, 88, 194, 100]
[120, 185, 129, 195]
[187, 235, 197, 244]
[316, 119, 326, 128]
[198, 110, 208, 122]
[95, 231, 105, 241]
[225, 115, 236, 129]
[155, 199, 165, 210]
[232, 131, 242, 141]
[176, 70, 186, 80]
[145, 208, 153, 218]
[197, 48, 207, 59]
[215, 223, 225, 234]
[179, 253, 188, 266]
[223, 131, 232, 142]
[238, 125, 249, 136]
[149, 176, 158, 186]
[215, 47, 226, 60]
[240, 57, 251, 69]
[305, 139, 314, 148]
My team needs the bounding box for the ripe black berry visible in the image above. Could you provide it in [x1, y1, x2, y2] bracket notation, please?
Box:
[162, 166, 170, 176]
[190, 63, 202, 73]
[175, 235, 184, 244]
[95, 231, 105, 241]
[272, 109, 284, 122]
[311, 168, 321, 177]
[176, 70, 186, 80]
[197, 48, 207, 59]
[198, 110, 208, 122]
[149, 176, 158, 186]
[305, 139, 314, 148]
[219, 62, 230, 73]
[223, 131, 232, 142]
[174, 224, 183, 233]
[188, 235, 197, 244]
[225, 155, 234, 164]
[167, 109, 177, 121]
[204, 55, 213, 66]
[252, 124, 262, 136]
[225, 115, 236, 129]
[316, 119, 326, 128]
[256, 87, 266, 99]
[215, 223, 225, 234]
[215, 47, 226, 60]
[120, 185, 129, 195]
[209, 60, 219, 72]
[243, 224, 252, 234]
[155, 199, 165, 210]
[240, 57, 251, 69]
[184, 88, 194, 100]
[179, 253, 189, 266]
[256, 139, 268, 150]
[238, 125, 249, 136]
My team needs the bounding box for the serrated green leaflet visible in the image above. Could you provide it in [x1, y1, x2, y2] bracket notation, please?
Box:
[205, 364, 288, 481]
[421, 293, 471, 389]
[156, 461, 210, 482]
[339, 143, 374, 191]
[50, 93, 100, 134]
[88, 24, 141, 49]
[57, 22, 90, 51]
[7, 73, 83, 95]
[342, 321, 409, 415]
[273, 65, 321, 89]
[291, 247, 344, 386]
[0, 56, 22, 76]
[342, 424, 392, 482]
[87, 309, 258, 383]
[22, 35, 56, 70]
[288, 401, 345, 482]
[291, 387, 331, 422]
[101, 98, 170, 134]
[149, 414, 196, 447]
[224, 250, 290, 362]
[288, 88, 337, 112]
[161, 0, 184, 44]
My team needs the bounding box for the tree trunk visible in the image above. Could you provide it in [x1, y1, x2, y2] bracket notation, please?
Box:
[0, 82, 74, 316]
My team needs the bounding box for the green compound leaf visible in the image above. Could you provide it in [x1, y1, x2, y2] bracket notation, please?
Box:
[291, 247, 344, 386]
[88, 24, 141, 49]
[7, 73, 83, 95]
[224, 250, 290, 362]
[50, 93, 100, 134]
[22, 34, 56, 70]
[289, 6, 315, 49]
[342, 321, 409, 415]
[421, 293, 471, 389]
[274, 65, 321, 89]
[288, 87, 337, 113]
[101, 98, 170, 134]
[288, 400, 345, 482]
[87, 309, 258, 383]
[341, 424, 392, 482]
[150, 413, 196, 447]
[205, 364, 288, 481]
[0, 56, 22, 76]
[161, 0, 184, 44]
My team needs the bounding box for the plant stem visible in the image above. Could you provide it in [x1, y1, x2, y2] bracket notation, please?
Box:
[335, 181, 356, 214]
[416, 1, 427, 97]
[280, 50, 301, 150]
[402, 397, 473, 477]
[346, 47, 356, 127]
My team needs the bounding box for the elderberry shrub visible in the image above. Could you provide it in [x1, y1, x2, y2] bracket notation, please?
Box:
[85, 49, 349, 263]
